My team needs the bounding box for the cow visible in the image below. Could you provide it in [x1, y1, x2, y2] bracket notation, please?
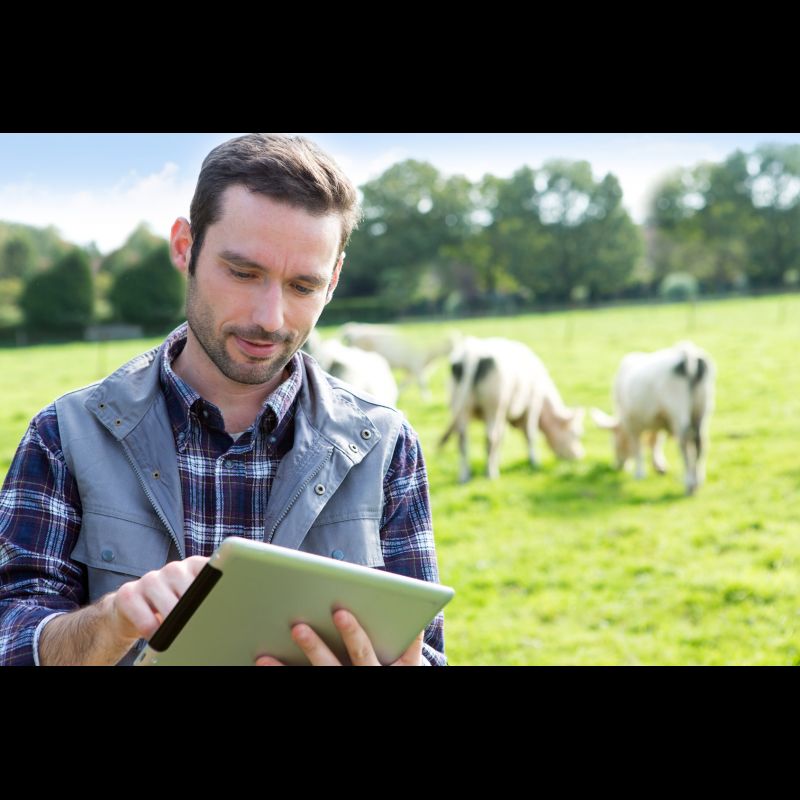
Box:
[339, 322, 457, 401]
[303, 331, 400, 407]
[439, 336, 585, 482]
[590, 341, 716, 495]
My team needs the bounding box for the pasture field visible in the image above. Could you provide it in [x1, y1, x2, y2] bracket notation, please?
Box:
[1, 295, 799, 665]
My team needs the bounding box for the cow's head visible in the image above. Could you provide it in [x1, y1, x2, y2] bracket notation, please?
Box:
[590, 407, 631, 467]
[541, 404, 585, 460]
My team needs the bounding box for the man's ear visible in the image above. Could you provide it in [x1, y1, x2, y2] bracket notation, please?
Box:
[170, 217, 193, 276]
[325, 251, 345, 304]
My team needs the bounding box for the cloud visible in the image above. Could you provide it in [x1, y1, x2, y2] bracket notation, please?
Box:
[0, 162, 195, 253]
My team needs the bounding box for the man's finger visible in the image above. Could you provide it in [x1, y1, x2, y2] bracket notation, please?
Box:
[111, 583, 162, 640]
[332, 609, 381, 666]
[291, 623, 341, 666]
[391, 630, 425, 666]
[255, 655, 285, 666]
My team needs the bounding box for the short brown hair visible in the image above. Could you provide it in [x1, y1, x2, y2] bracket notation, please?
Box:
[188, 133, 361, 275]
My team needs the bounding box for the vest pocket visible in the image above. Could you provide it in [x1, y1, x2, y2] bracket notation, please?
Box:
[300, 516, 384, 567]
[70, 510, 172, 602]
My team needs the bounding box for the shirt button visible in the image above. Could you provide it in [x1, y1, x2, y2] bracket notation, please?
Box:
[101, 549, 115, 563]
[314, 484, 325, 495]
[331, 549, 345, 560]
[202, 410, 209, 419]
[267, 435, 277, 445]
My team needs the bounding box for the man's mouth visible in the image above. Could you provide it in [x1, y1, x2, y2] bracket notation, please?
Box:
[234, 335, 282, 358]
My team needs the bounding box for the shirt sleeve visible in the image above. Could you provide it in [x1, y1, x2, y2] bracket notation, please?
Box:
[380, 419, 447, 666]
[0, 405, 87, 666]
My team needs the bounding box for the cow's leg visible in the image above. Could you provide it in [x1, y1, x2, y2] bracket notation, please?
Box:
[418, 370, 432, 403]
[678, 425, 697, 494]
[485, 411, 507, 480]
[632, 431, 646, 479]
[457, 418, 471, 483]
[650, 430, 668, 474]
[398, 370, 415, 395]
[694, 423, 707, 489]
[524, 395, 546, 469]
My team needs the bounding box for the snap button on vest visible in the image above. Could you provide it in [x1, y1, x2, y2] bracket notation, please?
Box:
[360, 429, 372, 439]
[348, 443, 359, 453]
[331, 549, 345, 560]
[314, 484, 325, 495]
[101, 549, 115, 562]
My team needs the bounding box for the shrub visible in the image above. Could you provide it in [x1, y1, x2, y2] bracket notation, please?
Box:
[20, 248, 94, 334]
[109, 243, 185, 329]
[659, 272, 699, 302]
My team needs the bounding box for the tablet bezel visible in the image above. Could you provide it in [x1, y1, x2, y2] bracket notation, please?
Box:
[134, 537, 453, 666]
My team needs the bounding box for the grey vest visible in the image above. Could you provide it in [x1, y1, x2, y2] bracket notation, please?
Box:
[55, 341, 404, 608]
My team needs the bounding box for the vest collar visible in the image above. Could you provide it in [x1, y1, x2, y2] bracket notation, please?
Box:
[84, 337, 383, 463]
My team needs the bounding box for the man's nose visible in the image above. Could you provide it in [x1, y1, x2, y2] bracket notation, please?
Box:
[252, 281, 284, 333]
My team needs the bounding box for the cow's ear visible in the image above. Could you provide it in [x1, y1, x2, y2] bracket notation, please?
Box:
[590, 407, 619, 430]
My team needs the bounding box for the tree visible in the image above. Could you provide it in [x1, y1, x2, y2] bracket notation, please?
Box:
[0, 233, 36, 279]
[100, 223, 166, 276]
[482, 161, 642, 302]
[109, 243, 184, 328]
[342, 160, 474, 311]
[0, 222, 70, 278]
[20, 248, 94, 333]
[648, 144, 800, 291]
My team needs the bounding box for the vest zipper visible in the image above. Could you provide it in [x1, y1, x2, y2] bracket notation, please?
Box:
[120, 442, 184, 560]
[267, 447, 333, 544]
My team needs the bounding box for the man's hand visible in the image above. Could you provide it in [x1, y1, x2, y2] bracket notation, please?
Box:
[255, 608, 425, 666]
[39, 555, 209, 666]
[107, 555, 210, 643]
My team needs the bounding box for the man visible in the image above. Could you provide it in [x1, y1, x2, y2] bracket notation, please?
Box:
[0, 133, 446, 666]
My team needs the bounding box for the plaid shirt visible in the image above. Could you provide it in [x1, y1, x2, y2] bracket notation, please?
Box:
[0, 325, 445, 666]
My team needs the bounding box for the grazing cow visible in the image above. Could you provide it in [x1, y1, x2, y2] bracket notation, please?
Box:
[303, 331, 399, 407]
[439, 336, 585, 482]
[339, 322, 457, 400]
[591, 341, 716, 495]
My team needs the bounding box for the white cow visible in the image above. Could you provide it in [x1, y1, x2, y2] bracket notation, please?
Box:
[303, 331, 399, 407]
[339, 322, 457, 400]
[591, 341, 716, 495]
[440, 336, 584, 482]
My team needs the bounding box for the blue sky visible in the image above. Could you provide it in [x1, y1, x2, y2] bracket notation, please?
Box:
[1, 133, 798, 254]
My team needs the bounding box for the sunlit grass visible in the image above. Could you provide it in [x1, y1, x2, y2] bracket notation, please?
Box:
[2, 295, 799, 664]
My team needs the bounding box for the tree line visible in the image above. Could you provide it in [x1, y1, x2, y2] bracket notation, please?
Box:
[1, 142, 799, 339]
[0, 223, 184, 340]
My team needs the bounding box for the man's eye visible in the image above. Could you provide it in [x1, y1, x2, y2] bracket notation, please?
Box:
[293, 284, 315, 295]
[229, 268, 254, 280]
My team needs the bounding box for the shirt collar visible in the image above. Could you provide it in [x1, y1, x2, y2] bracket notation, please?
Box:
[158, 322, 304, 439]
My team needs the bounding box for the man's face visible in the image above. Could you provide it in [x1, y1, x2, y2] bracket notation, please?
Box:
[180, 185, 342, 388]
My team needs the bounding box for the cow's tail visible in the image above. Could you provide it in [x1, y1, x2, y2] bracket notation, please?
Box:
[673, 341, 714, 442]
[673, 341, 709, 389]
[439, 343, 483, 448]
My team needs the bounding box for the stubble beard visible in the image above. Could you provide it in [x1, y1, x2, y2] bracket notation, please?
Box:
[186, 282, 300, 387]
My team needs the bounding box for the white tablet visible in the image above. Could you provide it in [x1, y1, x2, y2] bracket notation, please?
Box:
[133, 536, 454, 666]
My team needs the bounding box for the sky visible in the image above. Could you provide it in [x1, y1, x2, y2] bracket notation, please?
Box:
[1, 133, 798, 254]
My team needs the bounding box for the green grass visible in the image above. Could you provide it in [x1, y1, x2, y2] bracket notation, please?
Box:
[2, 295, 800, 664]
